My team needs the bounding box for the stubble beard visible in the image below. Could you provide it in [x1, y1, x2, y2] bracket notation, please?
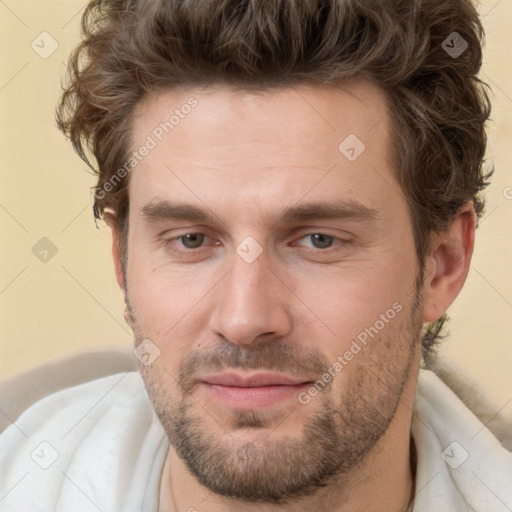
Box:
[128, 284, 423, 504]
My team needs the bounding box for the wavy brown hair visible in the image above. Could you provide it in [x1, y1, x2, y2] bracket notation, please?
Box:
[56, 0, 493, 364]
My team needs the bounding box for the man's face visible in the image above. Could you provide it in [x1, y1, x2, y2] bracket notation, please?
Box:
[122, 81, 424, 502]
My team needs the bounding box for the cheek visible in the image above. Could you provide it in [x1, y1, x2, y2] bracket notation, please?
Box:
[297, 254, 417, 354]
[126, 252, 214, 353]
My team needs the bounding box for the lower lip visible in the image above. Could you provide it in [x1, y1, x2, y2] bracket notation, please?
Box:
[200, 382, 311, 409]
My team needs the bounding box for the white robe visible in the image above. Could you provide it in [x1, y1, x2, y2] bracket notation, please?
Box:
[0, 370, 510, 511]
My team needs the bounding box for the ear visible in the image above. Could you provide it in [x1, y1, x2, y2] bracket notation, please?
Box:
[422, 201, 476, 323]
[104, 211, 125, 292]
[104, 212, 133, 328]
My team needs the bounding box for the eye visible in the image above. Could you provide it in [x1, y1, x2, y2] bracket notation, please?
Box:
[160, 231, 351, 257]
[163, 232, 213, 252]
[179, 233, 207, 249]
[294, 233, 349, 250]
[300, 233, 335, 249]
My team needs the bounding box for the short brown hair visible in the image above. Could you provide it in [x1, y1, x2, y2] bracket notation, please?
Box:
[56, 0, 493, 363]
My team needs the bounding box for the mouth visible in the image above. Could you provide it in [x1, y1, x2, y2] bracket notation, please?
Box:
[198, 371, 314, 410]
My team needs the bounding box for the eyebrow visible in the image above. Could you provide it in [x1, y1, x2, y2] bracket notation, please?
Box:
[140, 199, 379, 227]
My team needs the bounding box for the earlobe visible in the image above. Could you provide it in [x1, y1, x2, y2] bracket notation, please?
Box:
[422, 202, 476, 323]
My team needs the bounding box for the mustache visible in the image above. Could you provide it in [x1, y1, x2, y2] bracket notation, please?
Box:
[177, 340, 331, 394]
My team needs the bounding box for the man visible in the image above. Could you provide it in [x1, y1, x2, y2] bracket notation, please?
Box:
[0, 0, 511, 510]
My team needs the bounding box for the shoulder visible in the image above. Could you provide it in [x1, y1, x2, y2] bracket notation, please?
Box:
[0, 371, 150, 443]
[411, 368, 512, 511]
[0, 371, 167, 512]
[428, 358, 512, 450]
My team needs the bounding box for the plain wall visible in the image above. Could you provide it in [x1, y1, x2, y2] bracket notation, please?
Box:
[1, 0, 511, 422]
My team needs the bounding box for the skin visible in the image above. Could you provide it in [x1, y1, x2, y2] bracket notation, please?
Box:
[106, 80, 475, 512]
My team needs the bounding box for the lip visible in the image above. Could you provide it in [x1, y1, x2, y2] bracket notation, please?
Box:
[200, 371, 311, 387]
[198, 372, 313, 410]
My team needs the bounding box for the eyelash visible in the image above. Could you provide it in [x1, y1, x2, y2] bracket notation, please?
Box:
[161, 232, 351, 254]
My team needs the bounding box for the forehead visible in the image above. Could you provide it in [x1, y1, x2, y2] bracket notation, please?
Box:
[127, 81, 398, 219]
[130, 80, 390, 153]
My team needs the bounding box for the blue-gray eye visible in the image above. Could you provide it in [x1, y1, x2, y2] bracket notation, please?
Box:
[307, 234, 334, 249]
[180, 233, 205, 249]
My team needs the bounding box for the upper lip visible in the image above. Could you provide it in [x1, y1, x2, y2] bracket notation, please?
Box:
[200, 372, 312, 387]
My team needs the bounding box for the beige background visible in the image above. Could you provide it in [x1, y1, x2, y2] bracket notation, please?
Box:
[1, 1, 511, 421]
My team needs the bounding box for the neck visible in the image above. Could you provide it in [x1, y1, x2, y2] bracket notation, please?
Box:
[159, 368, 419, 512]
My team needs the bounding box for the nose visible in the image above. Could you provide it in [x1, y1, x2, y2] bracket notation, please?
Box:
[208, 246, 294, 346]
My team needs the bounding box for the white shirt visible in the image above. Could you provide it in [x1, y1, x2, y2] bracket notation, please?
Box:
[0, 370, 510, 511]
